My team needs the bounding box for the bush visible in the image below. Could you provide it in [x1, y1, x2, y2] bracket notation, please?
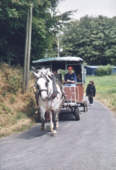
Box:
[96, 65, 112, 76]
[7, 75, 22, 94]
[9, 96, 16, 104]
[2, 64, 23, 94]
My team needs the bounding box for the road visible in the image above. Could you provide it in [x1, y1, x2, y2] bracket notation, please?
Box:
[0, 101, 116, 170]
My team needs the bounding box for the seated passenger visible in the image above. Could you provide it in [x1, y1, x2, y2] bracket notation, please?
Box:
[77, 74, 82, 82]
[64, 66, 77, 84]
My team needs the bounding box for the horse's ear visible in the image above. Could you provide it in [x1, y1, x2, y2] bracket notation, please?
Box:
[47, 68, 53, 76]
[32, 71, 40, 78]
[31, 66, 36, 71]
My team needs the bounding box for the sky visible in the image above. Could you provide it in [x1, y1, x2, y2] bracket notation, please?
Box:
[57, 0, 116, 19]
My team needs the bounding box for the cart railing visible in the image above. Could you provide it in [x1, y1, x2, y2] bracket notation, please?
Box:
[63, 83, 84, 103]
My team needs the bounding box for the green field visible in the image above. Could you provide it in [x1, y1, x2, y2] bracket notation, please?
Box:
[86, 75, 116, 112]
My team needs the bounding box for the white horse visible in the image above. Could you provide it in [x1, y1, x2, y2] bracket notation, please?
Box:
[33, 68, 64, 135]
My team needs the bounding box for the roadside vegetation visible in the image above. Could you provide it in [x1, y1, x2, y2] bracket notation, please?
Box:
[0, 64, 36, 137]
[86, 75, 116, 113]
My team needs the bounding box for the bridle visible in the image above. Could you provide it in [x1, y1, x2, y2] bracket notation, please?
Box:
[36, 73, 58, 101]
[36, 75, 49, 96]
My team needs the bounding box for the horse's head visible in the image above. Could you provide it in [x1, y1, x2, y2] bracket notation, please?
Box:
[33, 68, 53, 101]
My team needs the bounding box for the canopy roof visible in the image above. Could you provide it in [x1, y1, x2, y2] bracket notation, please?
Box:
[32, 56, 83, 64]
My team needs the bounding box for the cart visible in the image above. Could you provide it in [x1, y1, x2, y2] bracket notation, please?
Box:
[32, 56, 88, 121]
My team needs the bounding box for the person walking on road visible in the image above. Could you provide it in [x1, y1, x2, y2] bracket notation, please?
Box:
[86, 81, 96, 104]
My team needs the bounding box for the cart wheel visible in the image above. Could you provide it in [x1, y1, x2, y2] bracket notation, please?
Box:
[74, 108, 80, 121]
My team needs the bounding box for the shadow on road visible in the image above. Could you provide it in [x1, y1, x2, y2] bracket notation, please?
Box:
[18, 125, 47, 139]
[59, 113, 76, 121]
[18, 113, 80, 140]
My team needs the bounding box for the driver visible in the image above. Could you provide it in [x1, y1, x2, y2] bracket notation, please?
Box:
[64, 66, 77, 84]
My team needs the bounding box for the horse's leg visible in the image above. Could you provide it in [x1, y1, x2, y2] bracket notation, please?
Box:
[52, 111, 57, 134]
[49, 111, 54, 132]
[56, 113, 59, 129]
[40, 112, 45, 131]
[41, 119, 45, 130]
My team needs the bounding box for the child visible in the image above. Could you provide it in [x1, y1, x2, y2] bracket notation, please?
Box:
[86, 81, 96, 104]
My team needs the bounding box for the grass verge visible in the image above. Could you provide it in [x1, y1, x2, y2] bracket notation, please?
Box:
[0, 64, 37, 138]
[86, 75, 116, 113]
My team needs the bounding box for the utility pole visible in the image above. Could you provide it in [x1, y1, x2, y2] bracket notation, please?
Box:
[57, 34, 60, 57]
[57, 36, 60, 57]
[23, 3, 33, 93]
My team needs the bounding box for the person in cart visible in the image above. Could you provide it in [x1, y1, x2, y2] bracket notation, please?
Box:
[77, 73, 82, 82]
[64, 66, 77, 84]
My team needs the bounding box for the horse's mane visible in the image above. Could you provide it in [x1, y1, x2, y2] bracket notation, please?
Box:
[33, 68, 53, 79]
[33, 67, 63, 92]
[38, 68, 52, 75]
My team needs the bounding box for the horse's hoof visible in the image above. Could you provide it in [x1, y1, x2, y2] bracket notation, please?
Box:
[50, 130, 57, 136]
[56, 123, 59, 129]
[53, 130, 57, 134]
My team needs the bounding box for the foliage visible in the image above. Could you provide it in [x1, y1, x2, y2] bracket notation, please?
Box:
[0, 0, 73, 65]
[61, 16, 116, 65]
[6, 74, 22, 93]
[9, 96, 16, 104]
[0, 103, 12, 114]
[0, 63, 23, 94]
[96, 65, 112, 76]
[0, 63, 36, 137]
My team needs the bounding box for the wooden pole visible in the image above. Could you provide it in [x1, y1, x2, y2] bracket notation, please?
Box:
[57, 34, 60, 57]
[23, 3, 33, 93]
[26, 3, 33, 90]
[23, 8, 29, 93]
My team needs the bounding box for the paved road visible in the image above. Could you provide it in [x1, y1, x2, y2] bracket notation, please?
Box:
[0, 101, 116, 170]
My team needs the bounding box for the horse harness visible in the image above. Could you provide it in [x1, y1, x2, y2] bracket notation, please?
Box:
[35, 74, 58, 101]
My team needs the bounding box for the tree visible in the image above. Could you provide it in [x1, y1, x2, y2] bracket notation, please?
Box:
[0, 0, 73, 65]
[61, 16, 116, 65]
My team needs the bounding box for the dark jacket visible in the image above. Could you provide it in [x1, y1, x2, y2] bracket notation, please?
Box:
[86, 84, 96, 97]
[64, 73, 77, 82]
